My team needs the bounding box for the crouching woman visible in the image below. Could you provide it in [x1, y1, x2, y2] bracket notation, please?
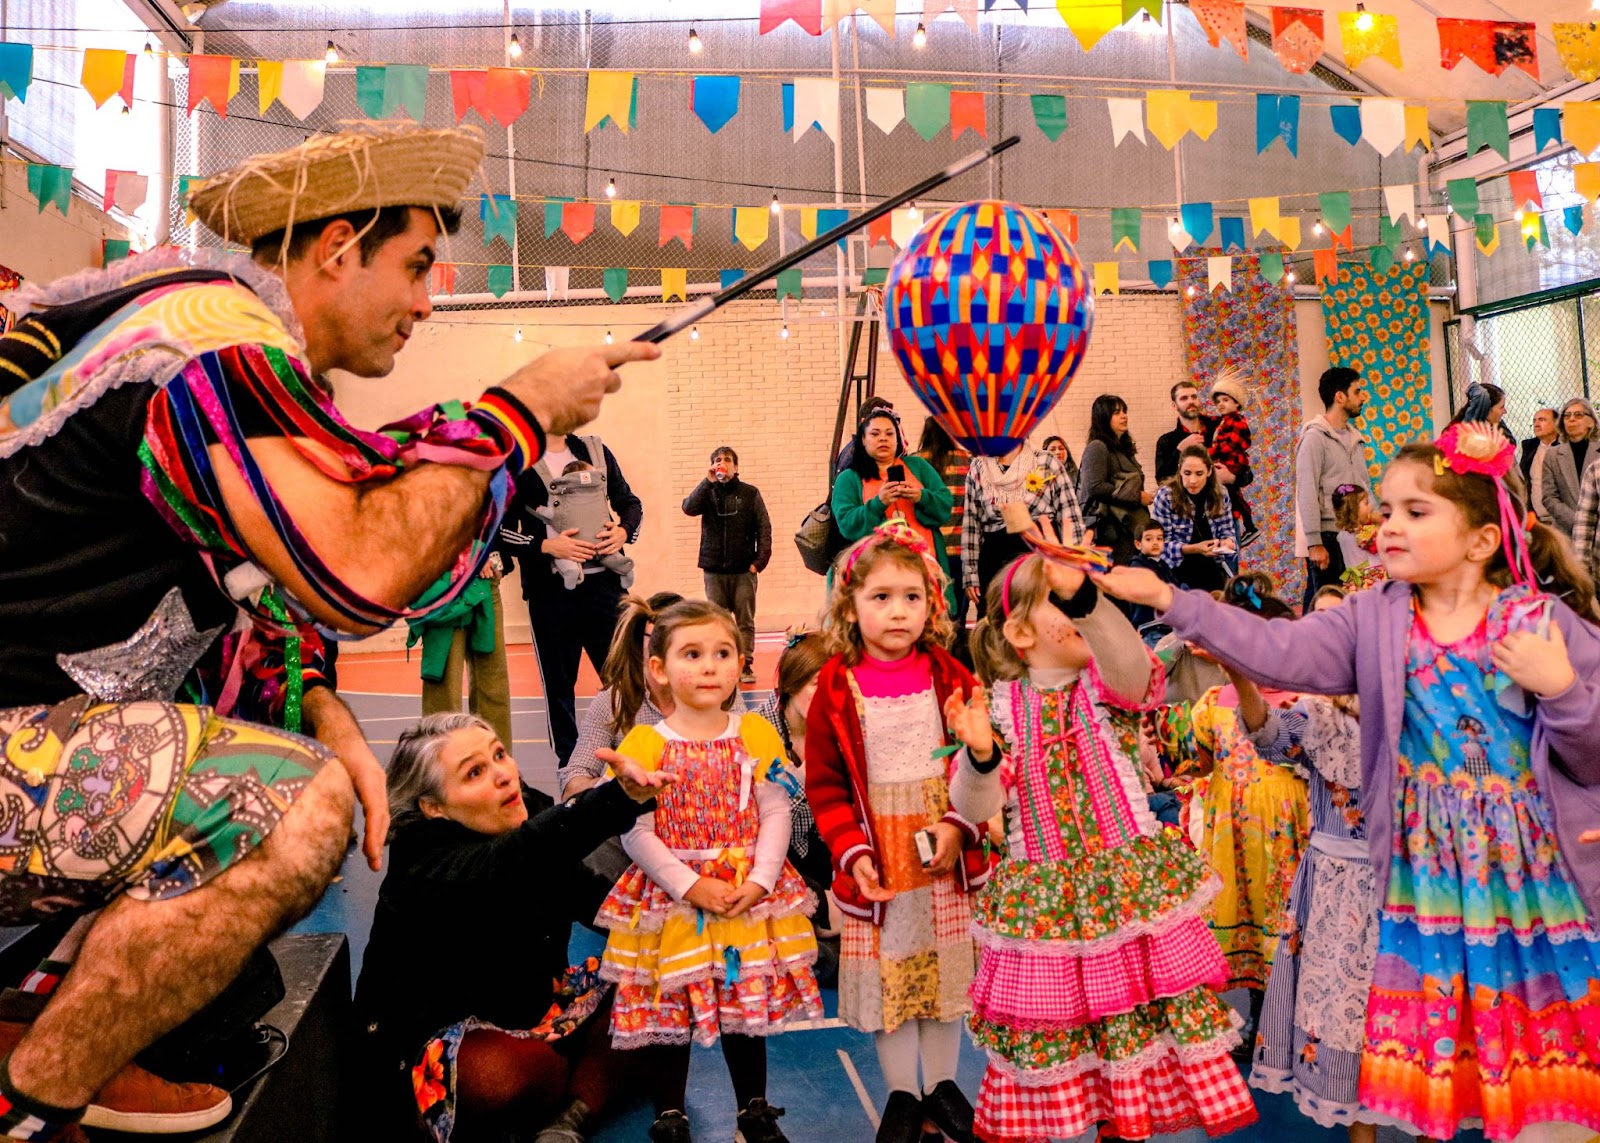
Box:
[355, 713, 671, 1142]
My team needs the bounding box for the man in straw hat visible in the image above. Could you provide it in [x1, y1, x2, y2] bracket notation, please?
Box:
[0, 122, 662, 1140]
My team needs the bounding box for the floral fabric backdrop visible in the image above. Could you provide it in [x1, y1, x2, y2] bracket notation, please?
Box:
[0, 265, 20, 335]
[1321, 260, 1433, 482]
[1178, 251, 1302, 602]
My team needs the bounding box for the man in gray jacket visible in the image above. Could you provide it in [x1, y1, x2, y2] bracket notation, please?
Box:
[1296, 367, 1372, 605]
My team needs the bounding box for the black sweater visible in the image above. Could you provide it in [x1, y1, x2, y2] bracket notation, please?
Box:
[681, 477, 774, 574]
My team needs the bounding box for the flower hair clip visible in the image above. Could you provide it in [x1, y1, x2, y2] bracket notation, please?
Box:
[1432, 421, 1535, 586]
[841, 520, 947, 614]
[783, 626, 813, 651]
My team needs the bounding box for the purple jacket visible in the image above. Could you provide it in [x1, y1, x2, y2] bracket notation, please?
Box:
[1164, 580, 1600, 921]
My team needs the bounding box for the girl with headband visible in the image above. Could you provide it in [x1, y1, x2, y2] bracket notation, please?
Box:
[945, 553, 1256, 1143]
[1097, 423, 1600, 1140]
[805, 522, 988, 1143]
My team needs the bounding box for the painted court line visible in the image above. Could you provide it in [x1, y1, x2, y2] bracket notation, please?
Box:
[837, 1048, 880, 1130]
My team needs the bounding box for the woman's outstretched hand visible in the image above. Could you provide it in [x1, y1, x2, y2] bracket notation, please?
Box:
[943, 685, 994, 759]
[597, 748, 677, 802]
[1092, 566, 1175, 613]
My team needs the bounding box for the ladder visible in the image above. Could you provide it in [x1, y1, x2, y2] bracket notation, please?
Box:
[826, 290, 881, 467]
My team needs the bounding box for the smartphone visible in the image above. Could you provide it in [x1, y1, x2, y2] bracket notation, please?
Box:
[886, 463, 906, 483]
[914, 828, 938, 868]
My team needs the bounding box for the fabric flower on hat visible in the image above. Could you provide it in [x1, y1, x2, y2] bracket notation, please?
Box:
[1435, 421, 1513, 479]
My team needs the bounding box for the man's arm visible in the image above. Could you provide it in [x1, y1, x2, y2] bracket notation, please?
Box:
[1154, 430, 1177, 483]
[302, 686, 389, 871]
[753, 488, 774, 572]
[682, 478, 714, 517]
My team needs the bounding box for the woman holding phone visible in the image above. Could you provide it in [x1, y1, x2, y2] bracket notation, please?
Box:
[830, 406, 957, 615]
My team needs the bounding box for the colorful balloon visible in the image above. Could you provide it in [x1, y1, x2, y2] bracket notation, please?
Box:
[885, 200, 1093, 457]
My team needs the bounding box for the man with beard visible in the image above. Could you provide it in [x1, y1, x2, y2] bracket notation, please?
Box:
[1155, 379, 1218, 484]
[1295, 367, 1372, 604]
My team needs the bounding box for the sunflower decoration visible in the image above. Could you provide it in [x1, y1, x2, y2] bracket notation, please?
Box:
[1023, 467, 1056, 495]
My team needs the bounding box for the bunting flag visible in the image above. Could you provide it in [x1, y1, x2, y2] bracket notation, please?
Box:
[924, 0, 981, 32]
[1259, 250, 1285, 283]
[1466, 101, 1510, 160]
[906, 82, 952, 141]
[1180, 202, 1213, 245]
[1168, 215, 1193, 253]
[1191, 0, 1247, 59]
[430, 262, 457, 295]
[1249, 196, 1280, 239]
[1522, 212, 1548, 251]
[355, 67, 387, 118]
[585, 71, 636, 133]
[1566, 204, 1586, 236]
[1508, 170, 1543, 212]
[561, 201, 595, 243]
[1278, 216, 1303, 251]
[734, 207, 771, 251]
[485, 69, 533, 127]
[482, 194, 518, 246]
[1030, 93, 1066, 141]
[1148, 259, 1173, 288]
[1404, 104, 1431, 151]
[1110, 207, 1141, 252]
[1424, 216, 1451, 258]
[1056, 0, 1123, 53]
[1045, 209, 1078, 244]
[450, 69, 490, 122]
[1271, 7, 1324, 74]
[543, 197, 570, 239]
[611, 200, 641, 237]
[604, 268, 629, 302]
[1438, 18, 1538, 80]
[1147, 90, 1213, 149]
[1577, 162, 1600, 204]
[662, 268, 688, 303]
[278, 60, 325, 119]
[868, 213, 894, 246]
[27, 164, 72, 214]
[1189, 99, 1218, 140]
[1474, 214, 1500, 256]
[1555, 22, 1600, 83]
[1122, 1, 1160, 19]
[1534, 107, 1563, 154]
[81, 49, 128, 109]
[1256, 93, 1299, 155]
[385, 64, 429, 118]
[1567, 102, 1600, 157]
[1369, 245, 1394, 274]
[103, 239, 131, 265]
[1312, 247, 1338, 285]
[187, 55, 240, 117]
[815, 207, 850, 245]
[1383, 184, 1414, 225]
[866, 86, 904, 133]
[891, 207, 921, 248]
[719, 269, 745, 290]
[1319, 191, 1351, 236]
[175, 174, 201, 223]
[1092, 261, 1119, 296]
[487, 265, 513, 299]
[1446, 177, 1479, 218]
[950, 91, 986, 139]
[1108, 98, 1145, 145]
[1208, 256, 1232, 292]
[660, 204, 695, 249]
[760, 0, 823, 34]
[691, 75, 741, 134]
[792, 77, 840, 141]
[775, 267, 803, 300]
[1330, 104, 1362, 146]
[823, 0, 896, 35]
[257, 59, 283, 116]
[1219, 216, 1245, 252]
[1360, 99, 1405, 156]
[1377, 217, 1401, 259]
[0, 43, 33, 102]
[104, 170, 148, 215]
[543, 266, 569, 301]
[1338, 11, 1403, 70]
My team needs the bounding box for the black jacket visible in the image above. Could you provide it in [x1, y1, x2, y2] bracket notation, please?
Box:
[1520, 436, 1545, 484]
[498, 437, 644, 597]
[682, 477, 774, 574]
[1154, 415, 1219, 483]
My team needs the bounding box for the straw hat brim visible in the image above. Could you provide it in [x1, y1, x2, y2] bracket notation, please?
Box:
[189, 122, 485, 247]
[1211, 377, 1249, 409]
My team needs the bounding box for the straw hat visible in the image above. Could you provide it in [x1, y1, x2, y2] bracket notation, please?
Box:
[1210, 367, 1250, 410]
[189, 121, 485, 247]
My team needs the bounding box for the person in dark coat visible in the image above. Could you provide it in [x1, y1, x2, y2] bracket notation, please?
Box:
[682, 446, 773, 685]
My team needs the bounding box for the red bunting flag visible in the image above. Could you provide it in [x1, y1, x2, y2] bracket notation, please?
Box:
[450, 70, 489, 123]
[118, 52, 136, 108]
[1508, 169, 1543, 211]
[187, 55, 238, 117]
[660, 204, 695, 249]
[1438, 19, 1538, 80]
[430, 262, 457, 295]
[760, 0, 822, 35]
[1191, 0, 1248, 60]
[868, 213, 894, 247]
[1271, 7, 1324, 75]
[949, 92, 987, 140]
[561, 201, 596, 244]
[1329, 225, 1353, 252]
[1045, 209, 1078, 244]
[485, 68, 531, 127]
[1313, 247, 1338, 285]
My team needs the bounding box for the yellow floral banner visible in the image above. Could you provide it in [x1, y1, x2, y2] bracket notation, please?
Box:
[1338, 11, 1403, 71]
[1555, 22, 1600, 83]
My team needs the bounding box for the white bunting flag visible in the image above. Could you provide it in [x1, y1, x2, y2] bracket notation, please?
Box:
[793, 77, 841, 142]
[866, 86, 905, 135]
[1167, 216, 1193, 253]
[279, 60, 327, 120]
[1384, 184, 1416, 225]
[1109, 98, 1146, 146]
[1208, 256, 1232, 293]
[544, 266, 569, 301]
[1360, 98, 1406, 156]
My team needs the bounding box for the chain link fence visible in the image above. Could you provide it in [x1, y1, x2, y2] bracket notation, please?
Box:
[1444, 293, 1598, 439]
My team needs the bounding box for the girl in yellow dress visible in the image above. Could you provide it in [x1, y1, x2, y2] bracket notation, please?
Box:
[596, 597, 822, 1143]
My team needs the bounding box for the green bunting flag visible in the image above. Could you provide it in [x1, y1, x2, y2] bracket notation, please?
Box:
[27, 163, 71, 215]
[1318, 190, 1351, 235]
[487, 264, 513, 298]
[604, 266, 629, 302]
[776, 267, 803, 299]
[1466, 101, 1510, 161]
[1030, 94, 1067, 141]
[1446, 177, 1480, 218]
[906, 82, 952, 141]
[1110, 207, 1141, 252]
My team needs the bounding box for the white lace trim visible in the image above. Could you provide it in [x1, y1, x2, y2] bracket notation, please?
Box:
[609, 1004, 825, 1049]
[972, 869, 1220, 957]
[1246, 1067, 1410, 1130]
[1392, 912, 1600, 948]
[1301, 697, 1363, 790]
[596, 887, 819, 935]
[978, 1024, 1243, 1086]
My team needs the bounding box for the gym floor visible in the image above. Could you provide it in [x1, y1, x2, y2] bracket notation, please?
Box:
[298, 636, 1479, 1143]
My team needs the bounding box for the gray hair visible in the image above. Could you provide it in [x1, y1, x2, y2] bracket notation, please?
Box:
[1563, 397, 1600, 442]
[387, 712, 496, 834]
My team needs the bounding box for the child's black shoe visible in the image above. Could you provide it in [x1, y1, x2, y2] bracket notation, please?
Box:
[877, 1090, 925, 1143]
[734, 1097, 788, 1143]
[648, 1109, 693, 1143]
[920, 1081, 975, 1143]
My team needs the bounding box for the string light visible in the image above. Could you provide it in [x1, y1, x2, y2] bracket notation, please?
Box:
[514, 327, 523, 342]
[1514, 208, 1525, 223]
[143, 38, 153, 55]
[907, 201, 921, 223]
[1137, 11, 1161, 37]
[1313, 221, 1325, 235]
[1354, 4, 1374, 33]
[780, 324, 791, 339]
[913, 22, 927, 48]
[324, 40, 339, 63]
[1185, 284, 1197, 297]
[508, 32, 522, 59]
[1286, 270, 1297, 282]
[604, 330, 613, 344]
[770, 192, 780, 215]
[687, 28, 703, 54]
[690, 325, 700, 340]
[605, 176, 617, 198]
[1418, 217, 1428, 230]
[1403, 248, 1415, 262]
[121, 104, 130, 115]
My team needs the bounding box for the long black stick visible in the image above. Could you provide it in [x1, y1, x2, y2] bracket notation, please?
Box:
[633, 135, 1020, 344]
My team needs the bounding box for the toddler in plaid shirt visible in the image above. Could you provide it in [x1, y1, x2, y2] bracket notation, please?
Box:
[1209, 371, 1258, 543]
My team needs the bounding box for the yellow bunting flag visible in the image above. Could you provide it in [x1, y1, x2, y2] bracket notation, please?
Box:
[610, 200, 641, 236]
[733, 207, 770, 251]
[1555, 23, 1600, 83]
[1338, 11, 1403, 71]
[1188, 99, 1218, 141]
[1092, 261, 1119, 296]
[81, 49, 127, 109]
[1056, 0, 1123, 53]
[1146, 90, 1192, 149]
[257, 59, 283, 116]
[662, 267, 688, 302]
[1249, 196, 1281, 240]
[584, 70, 635, 134]
[801, 208, 819, 240]
[1404, 105, 1431, 152]
[1567, 102, 1600, 158]
[1576, 162, 1600, 204]
[1278, 216, 1303, 251]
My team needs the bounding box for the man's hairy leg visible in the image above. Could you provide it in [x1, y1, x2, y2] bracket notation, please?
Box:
[5, 762, 354, 1109]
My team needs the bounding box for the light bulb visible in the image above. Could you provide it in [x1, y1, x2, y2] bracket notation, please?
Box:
[1418, 217, 1428, 230]
[688, 28, 703, 54]
[605, 177, 617, 199]
[1314, 221, 1325, 236]
[1515, 208, 1525, 223]
[121, 104, 130, 115]
[1354, 4, 1374, 33]
[514, 327, 523, 342]
[324, 40, 339, 64]
[1137, 11, 1161, 37]
[770, 193, 781, 215]
[1286, 270, 1297, 282]
[1186, 284, 1197, 297]
[913, 22, 927, 48]
[508, 32, 522, 60]
[690, 325, 700, 340]
[143, 39, 153, 55]
[907, 202, 921, 223]
[604, 330, 614, 345]
[781, 324, 791, 339]
[1403, 248, 1415, 262]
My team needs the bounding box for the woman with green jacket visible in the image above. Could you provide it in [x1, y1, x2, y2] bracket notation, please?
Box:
[830, 407, 957, 615]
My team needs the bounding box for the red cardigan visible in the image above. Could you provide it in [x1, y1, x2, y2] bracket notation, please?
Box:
[803, 645, 990, 924]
